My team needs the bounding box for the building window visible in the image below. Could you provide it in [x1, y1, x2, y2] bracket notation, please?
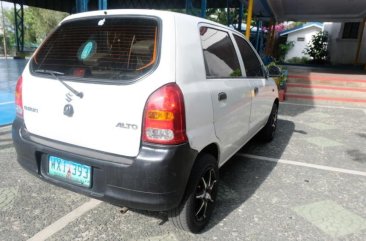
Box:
[342, 22, 360, 39]
[297, 37, 305, 41]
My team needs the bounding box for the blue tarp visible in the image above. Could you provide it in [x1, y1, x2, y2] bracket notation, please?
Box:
[0, 59, 27, 126]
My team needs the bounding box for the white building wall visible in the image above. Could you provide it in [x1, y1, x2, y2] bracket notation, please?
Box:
[285, 27, 321, 61]
[324, 22, 366, 64]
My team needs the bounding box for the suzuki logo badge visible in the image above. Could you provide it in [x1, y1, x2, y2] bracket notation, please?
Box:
[63, 104, 74, 117]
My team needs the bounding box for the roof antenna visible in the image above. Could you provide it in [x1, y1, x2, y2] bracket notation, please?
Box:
[104, 11, 107, 15]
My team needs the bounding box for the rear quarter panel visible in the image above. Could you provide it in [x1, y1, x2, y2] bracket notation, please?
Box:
[174, 15, 219, 155]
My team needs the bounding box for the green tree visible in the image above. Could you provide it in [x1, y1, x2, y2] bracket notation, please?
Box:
[285, 22, 306, 30]
[25, 7, 68, 43]
[206, 8, 228, 25]
[2, 8, 16, 47]
[303, 31, 328, 64]
[278, 41, 294, 63]
[2, 7, 68, 47]
[206, 8, 254, 27]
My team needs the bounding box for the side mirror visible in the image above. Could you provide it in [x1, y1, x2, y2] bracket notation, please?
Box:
[268, 65, 282, 77]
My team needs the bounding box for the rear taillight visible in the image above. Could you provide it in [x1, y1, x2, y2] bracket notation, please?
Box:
[15, 76, 23, 118]
[142, 83, 188, 145]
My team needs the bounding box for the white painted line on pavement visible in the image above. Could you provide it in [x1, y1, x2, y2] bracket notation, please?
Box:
[0, 101, 14, 106]
[238, 153, 366, 177]
[281, 102, 366, 111]
[28, 199, 102, 241]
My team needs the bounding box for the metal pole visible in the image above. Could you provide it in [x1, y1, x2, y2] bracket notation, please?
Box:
[267, 21, 276, 55]
[20, 4, 23, 53]
[76, 0, 89, 13]
[354, 17, 365, 64]
[13, 3, 18, 53]
[13, 2, 24, 54]
[264, 20, 273, 55]
[226, 0, 230, 26]
[1, 1, 7, 59]
[259, 21, 264, 55]
[201, 0, 207, 18]
[245, 0, 254, 39]
[238, 1, 243, 32]
[185, 0, 192, 14]
[98, 0, 107, 10]
[255, 19, 260, 50]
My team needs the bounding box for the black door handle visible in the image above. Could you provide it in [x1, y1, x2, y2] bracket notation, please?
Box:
[218, 92, 227, 101]
[254, 87, 259, 95]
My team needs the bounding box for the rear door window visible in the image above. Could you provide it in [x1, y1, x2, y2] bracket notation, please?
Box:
[199, 27, 241, 78]
[233, 35, 264, 78]
[31, 17, 159, 82]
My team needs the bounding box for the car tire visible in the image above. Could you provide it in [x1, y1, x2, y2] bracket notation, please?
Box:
[168, 154, 219, 233]
[259, 103, 278, 142]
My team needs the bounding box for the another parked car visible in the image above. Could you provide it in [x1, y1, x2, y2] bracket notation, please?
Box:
[12, 9, 279, 233]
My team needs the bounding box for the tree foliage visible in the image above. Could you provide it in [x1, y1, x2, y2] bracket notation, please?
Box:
[206, 8, 255, 27]
[2, 7, 68, 46]
[206, 8, 229, 25]
[278, 41, 294, 63]
[303, 31, 328, 63]
[286, 22, 305, 30]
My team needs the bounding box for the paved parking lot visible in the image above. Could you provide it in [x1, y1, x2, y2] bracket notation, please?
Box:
[1, 102, 365, 241]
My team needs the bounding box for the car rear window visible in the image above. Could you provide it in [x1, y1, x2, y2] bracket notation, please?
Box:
[30, 17, 159, 82]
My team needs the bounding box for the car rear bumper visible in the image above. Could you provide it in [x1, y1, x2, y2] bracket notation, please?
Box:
[12, 118, 197, 211]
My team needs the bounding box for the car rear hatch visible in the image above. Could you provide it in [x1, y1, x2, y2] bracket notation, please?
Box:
[21, 14, 169, 157]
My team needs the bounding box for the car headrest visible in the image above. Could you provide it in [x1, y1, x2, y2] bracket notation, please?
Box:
[131, 40, 154, 55]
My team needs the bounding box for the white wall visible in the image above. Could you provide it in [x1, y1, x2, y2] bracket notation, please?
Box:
[284, 27, 321, 61]
[324, 22, 366, 64]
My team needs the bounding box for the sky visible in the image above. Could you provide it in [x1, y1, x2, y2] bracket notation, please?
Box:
[1, 1, 19, 9]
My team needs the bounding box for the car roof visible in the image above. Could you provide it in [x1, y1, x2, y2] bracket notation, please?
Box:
[61, 9, 243, 37]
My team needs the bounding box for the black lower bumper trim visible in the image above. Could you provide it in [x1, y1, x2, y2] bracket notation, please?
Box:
[12, 118, 198, 211]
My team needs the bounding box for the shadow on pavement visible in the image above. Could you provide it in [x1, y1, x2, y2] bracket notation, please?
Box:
[278, 102, 314, 117]
[130, 119, 295, 232]
[205, 119, 295, 231]
[346, 149, 366, 164]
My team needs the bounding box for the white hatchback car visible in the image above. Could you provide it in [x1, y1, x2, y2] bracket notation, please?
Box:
[13, 9, 279, 233]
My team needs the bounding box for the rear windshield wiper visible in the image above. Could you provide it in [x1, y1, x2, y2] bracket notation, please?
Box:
[35, 69, 84, 98]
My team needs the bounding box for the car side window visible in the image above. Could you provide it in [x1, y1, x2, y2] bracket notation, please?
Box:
[233, 35, 264, 78]
[199, 27, 241, 78]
